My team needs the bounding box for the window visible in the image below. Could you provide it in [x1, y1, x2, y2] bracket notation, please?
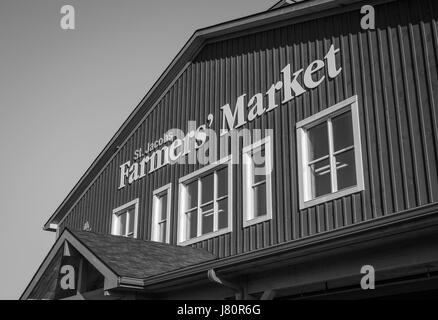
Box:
[242, 136, 273, 227]
[296, 95, 364, 209]
[151, 183, 172, 243]
[111, 199, 139, 238]
[178, 156, 232, 245]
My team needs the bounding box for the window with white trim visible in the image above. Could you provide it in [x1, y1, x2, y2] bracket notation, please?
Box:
[178, 157, 232, 245]
[242, 136, 273, 227]
[111, 199, 139, 238]
[297, 95, 364, 209]
[151, 183, 171, 243]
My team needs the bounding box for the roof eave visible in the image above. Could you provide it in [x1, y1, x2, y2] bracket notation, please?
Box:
[268, 0, 291, 10]
[132, 203, 438, 291]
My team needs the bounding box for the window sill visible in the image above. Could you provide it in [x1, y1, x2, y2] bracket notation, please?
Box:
[177, 227, 231, 246]
[110, 233, 137, 239]
[300, 185, 364, 210]
[243, 215, 272, 228]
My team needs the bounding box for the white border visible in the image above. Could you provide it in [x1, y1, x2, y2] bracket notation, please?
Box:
[242, 136, 274, 228]
[151, 183, 172, 243]
[111, 198, 139, 238]
[177, 155, 233, 246]
[296, 95, 364, 209]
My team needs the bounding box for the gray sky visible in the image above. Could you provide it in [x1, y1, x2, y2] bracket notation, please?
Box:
[0, 0, 272, 299]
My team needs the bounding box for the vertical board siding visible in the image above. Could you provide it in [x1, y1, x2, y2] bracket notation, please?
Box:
[59, 0, 438, 259]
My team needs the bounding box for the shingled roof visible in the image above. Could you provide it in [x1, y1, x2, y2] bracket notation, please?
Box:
[71, 229, 217, 279]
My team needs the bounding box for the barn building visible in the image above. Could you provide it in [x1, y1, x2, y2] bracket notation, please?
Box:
[22, 0, 438, 300]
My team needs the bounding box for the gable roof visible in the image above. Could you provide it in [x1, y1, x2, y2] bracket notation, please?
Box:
[21, 229, 216, 299]
[43, 0, 365, 231]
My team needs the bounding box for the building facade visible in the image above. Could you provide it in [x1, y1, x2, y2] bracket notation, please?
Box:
[22, 0, 438, 300]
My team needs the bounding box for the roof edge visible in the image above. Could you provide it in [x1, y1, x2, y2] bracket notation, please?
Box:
[135, 202, 438, 289]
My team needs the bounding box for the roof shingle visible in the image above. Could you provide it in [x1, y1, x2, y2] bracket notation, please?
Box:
[71, 229, 217, 279]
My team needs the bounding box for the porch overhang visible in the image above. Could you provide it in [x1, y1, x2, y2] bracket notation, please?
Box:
[20, 229, 216, 300]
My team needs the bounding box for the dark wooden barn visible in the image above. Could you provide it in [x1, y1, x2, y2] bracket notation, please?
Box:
[22, 0, 438, 300]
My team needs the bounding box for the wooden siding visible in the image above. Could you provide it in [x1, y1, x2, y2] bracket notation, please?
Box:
[59, 0, 438, 259]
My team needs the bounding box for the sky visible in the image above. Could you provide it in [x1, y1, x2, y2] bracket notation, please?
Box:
[0, 0, 273, 300]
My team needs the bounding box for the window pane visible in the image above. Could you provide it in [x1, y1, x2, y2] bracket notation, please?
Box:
[159, 194, 167, 220]
[116, 214, 126, 235]
[217, 167, 228, 198]
[308, 122, 329, 160]
[218, 198, 228, 229]
[159, 222, 166, 242]
[252, 147, 266, 184]
[202, 214, 214, 235]
[201, 173, 214, 204]
[128, 210, 135, 234]
[310, 159, 332, 198]
[332, 111, 353, 151]
[253, 171, 266, 185]
[253, 183, 267, 217]
[336, 149, 357, 190]
[186, 210, 197, 240]
[201, 203, 214, 214]
[119, 213, 127, 236]
[253, 146, 266, 167]
[201, 203, 214, 234]
[186, 181, 198, 209]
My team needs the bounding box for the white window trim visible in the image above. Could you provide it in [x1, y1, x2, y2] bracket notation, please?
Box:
[111, 198, 139, 238]
[177, 155, 233, 246]
[151, 183, 172, 243]
[242, 136, 273, 228]
[296, 95, 364, 209]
